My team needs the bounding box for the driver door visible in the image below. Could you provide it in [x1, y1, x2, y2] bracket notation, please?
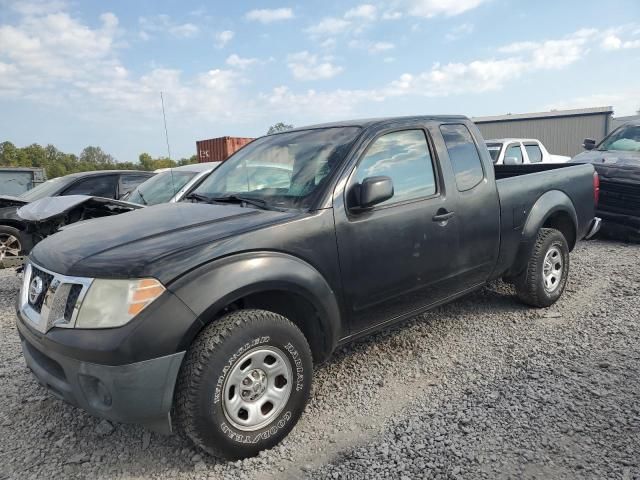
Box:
[334, 128, 460, 334]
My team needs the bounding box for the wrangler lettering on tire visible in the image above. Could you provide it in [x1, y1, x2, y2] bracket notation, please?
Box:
[174, 310, 312, 459]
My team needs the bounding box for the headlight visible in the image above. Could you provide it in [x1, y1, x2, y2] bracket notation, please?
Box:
[75, 278, 165, 328]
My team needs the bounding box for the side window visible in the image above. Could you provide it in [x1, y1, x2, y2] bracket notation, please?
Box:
[524, 144, 543, 163]
[353, 129, 437, 207]
[505, 144, 524, 164]
[63, 175, 117, 198]
[440, 124, 484, 191]
[119, 174, 151, 197]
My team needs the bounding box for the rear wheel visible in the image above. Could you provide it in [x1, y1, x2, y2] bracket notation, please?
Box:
[515, 228, 569, 307]
[174, 309, 312, 459]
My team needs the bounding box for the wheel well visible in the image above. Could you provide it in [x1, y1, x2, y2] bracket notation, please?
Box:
[0, 221, 25, 231]
[211, 290, 329, 363]
[543, 212, 576, 250]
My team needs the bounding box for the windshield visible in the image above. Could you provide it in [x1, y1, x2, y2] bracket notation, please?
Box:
[192, 127, 361, 210]
[128, 171, 196, 205]
[18, 176, 69, 201]
[485, 143, 503, 163]
[599, 125, 640, 152]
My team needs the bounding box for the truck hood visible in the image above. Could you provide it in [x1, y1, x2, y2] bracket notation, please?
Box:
[571, 150, 640, 183]
[29, 202, 300, 280]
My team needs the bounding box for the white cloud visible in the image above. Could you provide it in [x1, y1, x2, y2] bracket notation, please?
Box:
[320, 38, 337, 49]
[445, 23, 474, 41]
[245, 8, 294, 24]
[407, 0, 489, 18]
[498, 29, 596, 70]
[0, 6, 245, 122]
[382, 10, 403, 20]
[498, 41, 539, 53]
[286, 51, 343, 81]
[369, 41, 395, 54]
[260, 85, 379, 118]
[226, 54, 258, 69]
[139, 15, 199, 39]
[214, 30, 234, 48]
[344, 4, 377, 21]
[601, 33, 640, 50]
[6, 0, 68, 16]
[306, 17, 351, 36]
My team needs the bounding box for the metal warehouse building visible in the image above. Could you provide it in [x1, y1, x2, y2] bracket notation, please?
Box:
[473, 106, 613, 158]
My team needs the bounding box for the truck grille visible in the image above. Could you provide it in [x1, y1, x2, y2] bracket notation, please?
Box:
[598, 180, 640, 216]
[28, 266, 53, 313]
[19, 263, 93, 333]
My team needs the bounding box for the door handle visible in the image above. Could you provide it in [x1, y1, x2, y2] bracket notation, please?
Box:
[432, 211, 455, 222]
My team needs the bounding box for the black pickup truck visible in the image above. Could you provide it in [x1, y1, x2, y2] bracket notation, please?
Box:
[572, 122, 640, 240]
[16, 116, 600, 459]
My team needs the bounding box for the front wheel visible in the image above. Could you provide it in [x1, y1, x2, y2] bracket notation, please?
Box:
[515, 228, 569, 307]
[0, 226, 26, 261]
[174, 309, 312, 459]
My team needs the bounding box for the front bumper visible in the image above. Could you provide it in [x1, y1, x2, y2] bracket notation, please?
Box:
[17, 317, 184, 434]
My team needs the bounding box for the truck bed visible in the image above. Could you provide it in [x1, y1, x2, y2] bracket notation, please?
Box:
[492, 162, 596, 278]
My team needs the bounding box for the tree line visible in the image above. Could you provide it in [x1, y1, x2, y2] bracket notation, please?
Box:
[0, 141, 197, 179]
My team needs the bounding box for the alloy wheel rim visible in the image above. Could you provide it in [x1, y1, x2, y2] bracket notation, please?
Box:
[542, 246, 563, 293]
[221, 346, 293, 431]
[0, 234, 21, 261]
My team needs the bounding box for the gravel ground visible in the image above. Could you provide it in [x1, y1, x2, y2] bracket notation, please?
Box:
[0, 239, 638, 480]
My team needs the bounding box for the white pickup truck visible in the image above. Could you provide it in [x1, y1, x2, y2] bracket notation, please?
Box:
[486, 138, 570, 165]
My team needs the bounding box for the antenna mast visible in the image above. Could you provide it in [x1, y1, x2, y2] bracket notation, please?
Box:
[160, 91, 172, 159]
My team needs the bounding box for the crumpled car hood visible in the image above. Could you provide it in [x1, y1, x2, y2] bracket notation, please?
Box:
[0, 195, 29, 208]
[17, 195, 141, 222]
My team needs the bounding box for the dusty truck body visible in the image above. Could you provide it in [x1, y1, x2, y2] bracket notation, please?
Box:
[571, 123, 640, 240]
[16, 116, 600, 459]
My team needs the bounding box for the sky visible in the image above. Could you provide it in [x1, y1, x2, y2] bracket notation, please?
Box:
[0, 0, 639, 162]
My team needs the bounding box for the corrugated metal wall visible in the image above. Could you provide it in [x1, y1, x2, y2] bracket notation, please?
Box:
[475, 113, 611, 157]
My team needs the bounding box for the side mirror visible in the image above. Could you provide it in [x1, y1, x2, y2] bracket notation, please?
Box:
[583, 138, 596, 150]
[503, 156, 522, 166]
[355, 176, 394, 209]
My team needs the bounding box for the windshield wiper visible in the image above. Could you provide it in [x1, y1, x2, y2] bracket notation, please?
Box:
[136, 190, 148, 205]
[186, 193, 286, 211]
[185, 192, 212, 203]
[209, 194, 273, 210]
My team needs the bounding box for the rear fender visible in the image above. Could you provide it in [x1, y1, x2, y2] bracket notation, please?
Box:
[506, 190, 577, 278]
[168, 251, 341, 363]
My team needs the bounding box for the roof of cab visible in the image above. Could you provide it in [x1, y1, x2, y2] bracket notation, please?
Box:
[276, 115, 470, 134]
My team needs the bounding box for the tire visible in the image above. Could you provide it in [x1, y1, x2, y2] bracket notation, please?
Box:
[515, 228, 569, 308]
[174, 309, 313, 459]
[0, 225, 29, 261]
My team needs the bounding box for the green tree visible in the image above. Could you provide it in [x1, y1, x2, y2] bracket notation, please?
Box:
[80, 146, 114, 167]
[267, 122, 294, 134]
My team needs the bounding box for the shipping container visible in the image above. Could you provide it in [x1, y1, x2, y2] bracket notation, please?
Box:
[0, 167, 47, 196]
[196, 137, 254, 163]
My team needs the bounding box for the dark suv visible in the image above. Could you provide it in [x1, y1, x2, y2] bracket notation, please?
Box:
[0, 170, 153, 261]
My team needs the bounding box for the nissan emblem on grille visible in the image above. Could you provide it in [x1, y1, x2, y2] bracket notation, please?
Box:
[28, 276, 44, 304]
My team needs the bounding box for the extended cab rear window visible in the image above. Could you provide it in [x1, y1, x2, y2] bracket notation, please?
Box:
[440, 124, 484, 191]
